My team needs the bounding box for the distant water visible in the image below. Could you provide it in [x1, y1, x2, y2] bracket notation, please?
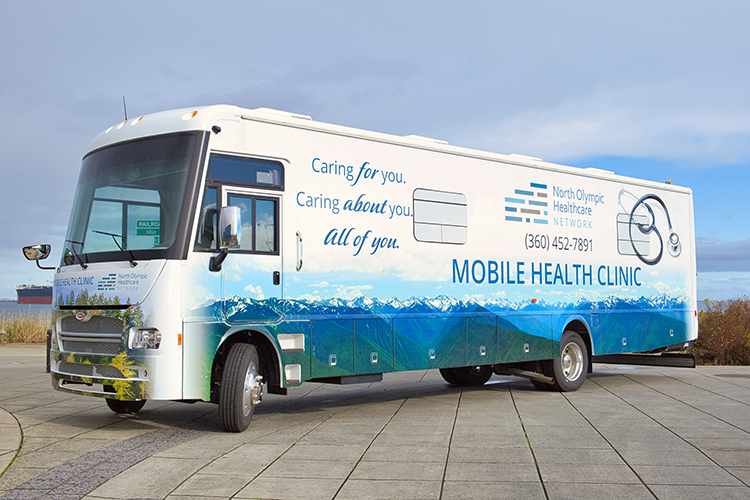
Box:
[0, 301, 53, 318]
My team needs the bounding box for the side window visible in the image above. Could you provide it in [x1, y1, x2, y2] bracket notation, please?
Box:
[227, 194, 278, 254]
[194, 187, 218, 250]
[207, 155, 283, 189]
[413, 189, 467, 244]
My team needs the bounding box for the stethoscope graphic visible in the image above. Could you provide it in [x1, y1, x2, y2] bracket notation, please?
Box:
[618, 188, 681, 265]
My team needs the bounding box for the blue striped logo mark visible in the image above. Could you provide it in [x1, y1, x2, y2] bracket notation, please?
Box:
[97, 273, 117, 291]
[505, 181, 549, 224]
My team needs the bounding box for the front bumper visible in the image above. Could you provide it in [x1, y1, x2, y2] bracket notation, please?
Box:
[50, 349, 150, 401]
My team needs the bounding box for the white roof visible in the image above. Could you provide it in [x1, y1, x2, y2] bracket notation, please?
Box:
[85, 104, 691, 194]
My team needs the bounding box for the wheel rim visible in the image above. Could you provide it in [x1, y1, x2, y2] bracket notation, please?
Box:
[561, 341, 584, 382]
[241, 361, 261, 417]
[470, 366, 487, 376]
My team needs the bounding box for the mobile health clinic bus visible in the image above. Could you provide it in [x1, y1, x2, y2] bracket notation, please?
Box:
[24, 105, 697, 431]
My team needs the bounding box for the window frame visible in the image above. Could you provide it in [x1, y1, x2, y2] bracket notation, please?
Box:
[224, 189, 280, 255]
[412, 188, 468, 245]
[193, 154, 285, 256]
[206, 153, 284, 191]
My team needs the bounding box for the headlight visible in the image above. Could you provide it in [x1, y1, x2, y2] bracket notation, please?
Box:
[129, 328, 162, 349]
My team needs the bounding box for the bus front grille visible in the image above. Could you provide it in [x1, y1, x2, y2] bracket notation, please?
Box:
[58, 315, 124, 355]
[59, 340, 121, 356]
[58, 361, 125, 379]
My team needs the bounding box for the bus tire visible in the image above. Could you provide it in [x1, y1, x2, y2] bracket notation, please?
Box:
[439, 368, 462, 386]
[106, 399, 146, 414]
[550, 330, 588, 392]
[454, 366, 493, 386]
[219, 343, 262, 432]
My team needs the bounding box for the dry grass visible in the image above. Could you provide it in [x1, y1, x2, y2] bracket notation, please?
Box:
[692, 297, 750, 365]
[0, 310, 52, 343]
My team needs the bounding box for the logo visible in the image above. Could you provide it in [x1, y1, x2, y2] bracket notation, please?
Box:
[97, 273, 117, 291]
[75, 312, 86, 321]
[617, 191, 681, 266]
[505, 182, 549, 225]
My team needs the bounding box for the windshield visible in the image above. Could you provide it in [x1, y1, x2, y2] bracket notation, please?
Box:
[62, 132, 205, 265]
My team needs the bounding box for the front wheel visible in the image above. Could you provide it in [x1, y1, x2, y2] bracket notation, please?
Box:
[550, 331, 588, 392]
[106, 399, 146, 414]
[219, 343, 263, 432]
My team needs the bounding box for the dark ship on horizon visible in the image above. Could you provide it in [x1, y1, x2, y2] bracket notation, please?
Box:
[15, 284, 53, 304]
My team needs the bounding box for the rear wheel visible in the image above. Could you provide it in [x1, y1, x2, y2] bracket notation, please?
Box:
[439, 368, 462, 386]
[219, 343, 263, 432]
[454, 366, 493, 386]
[550, 331, 588, 392]
[106, 399, 146, 414]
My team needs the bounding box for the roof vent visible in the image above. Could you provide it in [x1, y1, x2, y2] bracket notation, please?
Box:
[404, 134, 448, 145]
[251, 107, 312, 121]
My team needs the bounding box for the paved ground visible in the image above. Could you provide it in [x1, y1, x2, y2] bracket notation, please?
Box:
[1, 344, 750, 500]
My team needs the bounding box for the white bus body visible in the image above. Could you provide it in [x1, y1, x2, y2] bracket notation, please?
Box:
[41, 105, 696, 431]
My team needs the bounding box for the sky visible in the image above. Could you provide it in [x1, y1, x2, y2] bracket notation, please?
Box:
[2, 1, 750, 301]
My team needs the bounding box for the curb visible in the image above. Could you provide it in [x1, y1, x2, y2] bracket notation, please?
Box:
[0, 407, 22, 478]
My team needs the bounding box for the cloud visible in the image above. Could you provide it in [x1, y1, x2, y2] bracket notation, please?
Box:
[698, 272, 750, 300]
[187, 285, 215, 308]
[462, 88, 750, 167]
[225, 262, 243, 282]
[697, 238, 750, 272]
[243, 284, 265, 300]
[463, 293, 486, 302]
[332, 284, 373, 300]
[297, 292, 322, 301]
[649, 281, 673, 295]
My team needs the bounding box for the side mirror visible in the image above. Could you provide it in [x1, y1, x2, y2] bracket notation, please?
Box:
[210, 206, 242, 272]
[23, 244, 51, 261]
[219, 206, 242, 249]
[23, 244, 55, 270]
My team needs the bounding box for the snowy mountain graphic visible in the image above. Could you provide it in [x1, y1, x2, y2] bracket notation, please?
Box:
[189, 292, 693, 376]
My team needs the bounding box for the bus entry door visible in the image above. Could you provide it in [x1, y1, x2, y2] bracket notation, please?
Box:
[221, 189, 283, 324]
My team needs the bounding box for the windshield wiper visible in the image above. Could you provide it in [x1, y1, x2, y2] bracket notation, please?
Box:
[65, 239, 88, 269]
[91, 230, 138, 267]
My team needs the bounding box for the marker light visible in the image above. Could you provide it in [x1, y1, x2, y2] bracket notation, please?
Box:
[130, 328, 162, 349]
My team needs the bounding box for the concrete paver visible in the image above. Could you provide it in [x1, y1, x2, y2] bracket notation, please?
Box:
[2, 343, 750, 500]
